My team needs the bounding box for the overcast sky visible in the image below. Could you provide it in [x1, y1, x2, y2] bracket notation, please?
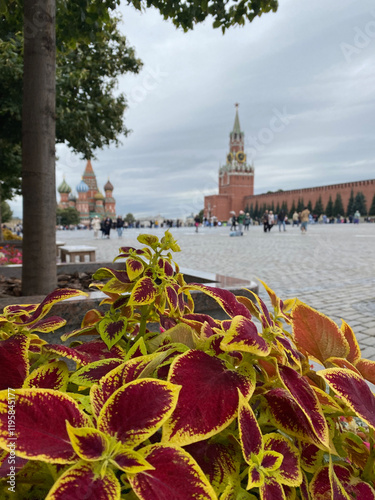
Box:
[10, 0, 375, 219]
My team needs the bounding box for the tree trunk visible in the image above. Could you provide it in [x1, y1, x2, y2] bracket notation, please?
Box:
[22, 0, 57, 295]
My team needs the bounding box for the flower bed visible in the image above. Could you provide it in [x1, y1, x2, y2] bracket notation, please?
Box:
[0, 245, 22, 265]
[0, 231, 375, 499]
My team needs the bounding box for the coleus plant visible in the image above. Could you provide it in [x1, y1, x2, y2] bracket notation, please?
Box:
[0, 230, 375, 499]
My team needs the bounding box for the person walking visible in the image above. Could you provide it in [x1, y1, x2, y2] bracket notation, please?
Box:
[244, 213, 251, 231]
[277, 210, 286, 232]
[262, 210, 269, 233]
[104, 217, 112, 238]
[268, 211, 274, 232]
[230, 213, 237, 231]
[92, 216, 101, 239]
[194, 214, 200, 233]
[292, 211, 299, 227]
[238, 210, 245, 233]
[116, 216, 124, 237]
[300, 207, 310, 234]
[354, 210, 360, 224]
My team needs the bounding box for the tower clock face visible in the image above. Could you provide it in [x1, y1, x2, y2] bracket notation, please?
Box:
[236, 151, 246, 163]
[227, 153, 233, 163]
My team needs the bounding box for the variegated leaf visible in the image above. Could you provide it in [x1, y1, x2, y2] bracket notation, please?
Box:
[27, 315, 67, 333]
[0, 389, 90, 463]
[278, 364, 329, 448]
[299, 442, 325, 473]
[0, 334, 30, 390]
[260, 477, 286, 500]
[163, 350, 255, 446]
[221, 315, 270, 356]
[238, 391, 263, 462]
[265, 388, 323, 447]
[263, 433, 302, 487]
[247, 464, 264, 489]
[128, 277, 157, 306]
[111, 446, 153, 474]
[23, 361, 69, 390]
[16, 288, 88, 326]
[97, 316, 128, 349]
[166, 284, 179, 311]
[70, 359, 123, 387]
[310, 464, 350, 500]
[318, 368, 375, 430]
[66, 423, 108, 461]
[261, 450, 283, 472]
[98, 378, 180, 447]
[185, 438, 241, 496]
[137, 233, 159, 247]
[356, 358, 375, 386]
[126, 337, 148, 360]
[128, 444, 217, 500]
[182, 283, 252, 319]
[45, 461, 120, 500]
[44, 339, 124, 365]
[126, 257, 144, 281]
[340, 320, 361, 365]
[291, 300, 349, 363]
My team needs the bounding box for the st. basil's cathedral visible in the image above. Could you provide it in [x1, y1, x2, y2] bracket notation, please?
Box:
[57, 160, 116, 224]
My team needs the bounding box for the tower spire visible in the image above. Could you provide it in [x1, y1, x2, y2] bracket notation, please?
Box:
[233, 103, 241, 134]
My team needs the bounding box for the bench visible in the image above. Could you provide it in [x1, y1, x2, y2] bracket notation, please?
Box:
[60, 245, 96, 263]
[56, 241, 65, 257]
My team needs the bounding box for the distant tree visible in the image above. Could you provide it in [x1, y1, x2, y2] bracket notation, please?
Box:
[297, 197, 304, 212]
[346, 189, 355, 216]
[254, 201, 259, 219]
[325, 196, 334, 217]
[307, 200, 313, 213]
[281, 201, 288, 214]
[275, 202, 280, 214]
[1, 201, 13, 224]
[290, 200, 296, 218]
[333, 193, 344, 216]
[353, 191, 367, 215]
[56, 207, 80, 226]
[314, 196, 324, 217]
[124, 213, 135, 224]
[198, 209, 204, 221]
[270, 201, 275, 213]
[369, 194, 375, 216]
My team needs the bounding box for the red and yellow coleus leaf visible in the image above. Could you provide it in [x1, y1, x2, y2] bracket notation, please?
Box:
[182, 283, 252, 319]
[128, 276, 157, 306]
[291, 300, 349, 363]
[0, 334, 30, 390]
[310, 463, 375, 500]
[356, 358, 375, 386]
[125, 337, 148, 360]
[46, 461, 120, 500]
[185, 438, 241, 496]
[23, 361, 69, 391]
[97, 316, 128, 350]
[340, 320, 361, 365]
[44, 339, 124, 365]
[221, 315, 270, 356]
[26, 315, 67, 333]
[0, 389, 90, 463]
[111, 445, 153, 474]
[127, 444, 217, 500]
[66, 423, 109, 461]
[14, 288, 87, 327]
[265, 388, 324, 448]
[137, 233, 159, 248]
[278, 364, 329, 448]
[263, 433, 302, 487]
[70, 358, 123, 388]
[318, 368, 375, 430]
[126, 257, 145, 281]
[299, 442, 325, 473]
[259, 477, 286, 500]
[238, 391, 263, 462]
[163, 350, 255, 446]
[98, 378, 180, 448]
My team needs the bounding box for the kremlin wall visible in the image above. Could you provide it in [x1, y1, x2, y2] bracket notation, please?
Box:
[205, 106, 375, 221]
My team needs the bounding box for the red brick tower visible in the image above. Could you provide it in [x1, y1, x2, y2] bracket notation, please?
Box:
[104, 179, 116, 216]
[57, 177, 71, 208]
[218, 105, 254, 217]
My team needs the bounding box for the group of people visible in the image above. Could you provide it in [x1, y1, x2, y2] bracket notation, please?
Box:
[91, 216, 125, 239]
[230, 211, 251, 233]
[263, 208, 311, 233]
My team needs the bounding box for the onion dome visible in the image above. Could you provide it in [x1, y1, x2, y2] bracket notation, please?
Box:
[68, 191, 77, 202]
[57, 178, 71, 194]
[104, 179, 114, 191]
[76, 179, 89, 193]
[94, 191, 104, 200]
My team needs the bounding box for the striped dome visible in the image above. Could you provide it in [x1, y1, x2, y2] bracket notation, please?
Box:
[104, 179, 114, 191]
[57, 178, 71, 194]
[76, 179, 89, 193]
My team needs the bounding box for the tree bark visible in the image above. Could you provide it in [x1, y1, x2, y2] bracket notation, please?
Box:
[22, 0, 57, 295]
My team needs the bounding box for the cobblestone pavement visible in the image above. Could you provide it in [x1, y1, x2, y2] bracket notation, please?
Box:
[57, 223, 375, 359]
